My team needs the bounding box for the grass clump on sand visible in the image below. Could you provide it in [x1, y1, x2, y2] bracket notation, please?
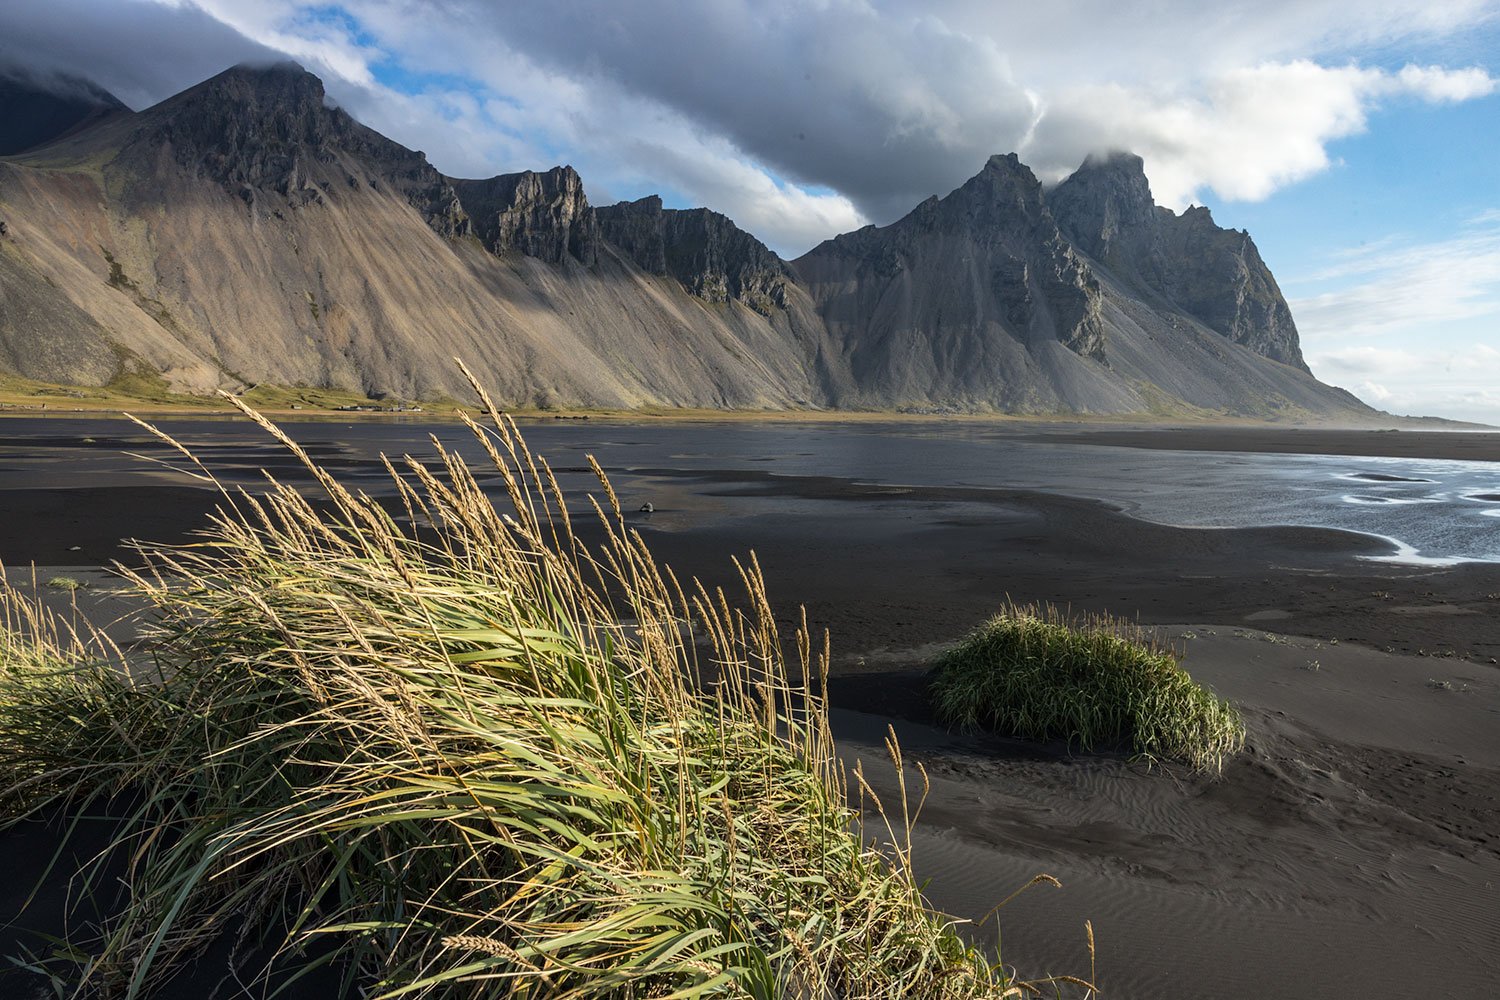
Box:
[0, 376, 1081, 999]
[931, 601, 1245, 773]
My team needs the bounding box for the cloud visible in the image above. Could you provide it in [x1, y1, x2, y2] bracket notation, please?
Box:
[617, 136, 866, 251]
[1022, 60, 1497, 206]
[1312, 353, 1500, 424]
[1295, 216, 1500, 421]
[322, 1, 1497, 223]
[1291, 218, 1500, 337]
[1310, 346, 1423, 376]
[0, 0, 277, 110]
[1307, 340, 1500, 423]
[1, 0, 1496, 254]
[1394, 63, 1497, 100]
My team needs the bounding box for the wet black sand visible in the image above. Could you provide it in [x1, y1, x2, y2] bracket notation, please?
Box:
[1, 418, 1498, 998]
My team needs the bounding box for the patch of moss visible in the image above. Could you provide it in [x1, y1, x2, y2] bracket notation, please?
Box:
[100, 247, 136, 292]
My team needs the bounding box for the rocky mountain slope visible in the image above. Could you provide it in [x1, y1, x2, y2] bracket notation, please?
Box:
[793, 152, 1350, 414]
[0, 61, 1370, 418]
[1049, 152, 1306, 369]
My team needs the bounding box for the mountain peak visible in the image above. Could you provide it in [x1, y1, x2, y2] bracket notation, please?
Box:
[596, 195, 792, 313]
[217, 60, 321, 94]
[1076, 150, 1147, 175]
[1047, 150, 1159, 264]
[945, 152, 1045, 225]
[972, 151, 1041, 191]
[120, 60, 354, 201]
[984, 151, 1025, 172]
[93, 62, 469, 238]
[1179, 203, 1217, 226]
[451, 166, 597, 265]
[1048, 152, 1307, 372]
[161, 60, 327, 121]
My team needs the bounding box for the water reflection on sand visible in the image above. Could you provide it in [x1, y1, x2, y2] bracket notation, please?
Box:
[1, 416, 1497, 564]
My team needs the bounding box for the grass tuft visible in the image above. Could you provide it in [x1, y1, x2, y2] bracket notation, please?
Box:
[0, 388, 1071, 998]
[930, 601, 1245, 773]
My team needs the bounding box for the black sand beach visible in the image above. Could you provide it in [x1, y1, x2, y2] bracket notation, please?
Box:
[2, 418, 1498, 998]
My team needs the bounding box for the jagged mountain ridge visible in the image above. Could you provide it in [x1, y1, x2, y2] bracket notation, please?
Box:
[793, 154, 1124, 412]
[0, 61, 1368, 418]
[0, 63, 829, 408]
[598, 196, 795, 315]
[454, 167, 597, 265]
[1048, 152, 1306, 370]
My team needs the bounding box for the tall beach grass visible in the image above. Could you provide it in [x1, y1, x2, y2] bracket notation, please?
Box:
[930, 601, 1244, 773]
[0, 376, 1086, 998]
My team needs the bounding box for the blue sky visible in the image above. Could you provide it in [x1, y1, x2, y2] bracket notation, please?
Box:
[1218, 83, 1500, 424]
[2, 0, 1497, 422]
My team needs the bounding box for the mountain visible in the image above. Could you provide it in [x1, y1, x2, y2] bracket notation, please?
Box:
[598, 196, 793, 314]
[0, 65, 129, 155]
[0, 63, 826, 408]
[0, 61, 1371, 419]
[1048, 152, 1305, 370]
[793, 154, 1124, 412]
[792, 153, 1355, 415]
[452, 167, 596, 264]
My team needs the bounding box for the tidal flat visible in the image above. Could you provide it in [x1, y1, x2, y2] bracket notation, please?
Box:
[2, 415, 1498, 999]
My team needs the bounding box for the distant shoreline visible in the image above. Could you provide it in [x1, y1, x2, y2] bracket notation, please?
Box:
[3, 404, 1496, 465]
[2, 394, 1495, 434]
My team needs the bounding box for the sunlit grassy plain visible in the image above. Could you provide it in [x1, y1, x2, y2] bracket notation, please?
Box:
[0, 368, 1294, 425]
[931, 602, 1245, 773]
[0, 374, 1094, 998]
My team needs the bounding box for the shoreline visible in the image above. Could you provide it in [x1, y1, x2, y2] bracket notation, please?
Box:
[1, 421, 1497, 998]
[2, 392, 1494, 437]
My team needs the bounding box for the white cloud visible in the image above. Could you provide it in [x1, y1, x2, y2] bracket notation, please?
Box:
[1291, 219, 1500, 337]
[1023, 60, 1497, 207]
[1308, 340, 1500, 424]
[1311, 346, 1423, 375]
[1296, 215, 1500, 421]
[622, 137, 866, 251]
[1394, 63, 1497, 101]
[50, 0, 1487, 253]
